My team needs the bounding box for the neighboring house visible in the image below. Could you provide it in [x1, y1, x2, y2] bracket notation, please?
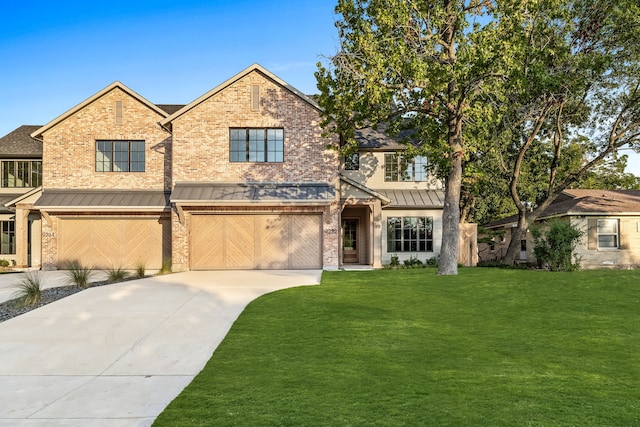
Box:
[0, 126, 43, 267]
[480, 189, 640, 269]
[0, 64, 475, 271]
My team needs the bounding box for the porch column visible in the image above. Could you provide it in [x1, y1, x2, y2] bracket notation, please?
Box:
[371, 199, 383, 268]
[15, 204, 30, 267]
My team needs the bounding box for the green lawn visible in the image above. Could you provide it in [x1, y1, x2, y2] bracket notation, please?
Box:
[153, 268, 640, 426]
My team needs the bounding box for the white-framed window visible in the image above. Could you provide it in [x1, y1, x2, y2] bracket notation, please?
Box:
[384, 154, 428, 182]
[597, 219, 618, 249]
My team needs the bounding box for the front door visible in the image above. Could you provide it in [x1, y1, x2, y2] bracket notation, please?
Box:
[343, 219, 359, 263]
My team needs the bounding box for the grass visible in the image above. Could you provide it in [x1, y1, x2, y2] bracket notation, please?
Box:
[106, 266, 130, 283]
[11, 271, 42, 308]
[153, 268, 640, 426]
[65, 262, 94, 288]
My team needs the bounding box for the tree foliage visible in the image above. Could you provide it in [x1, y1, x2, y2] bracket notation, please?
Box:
[532, 220, 583, 272]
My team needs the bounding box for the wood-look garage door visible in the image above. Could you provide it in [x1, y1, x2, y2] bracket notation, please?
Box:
[57, 217, 170, 269]
[190, 214, 322, 270]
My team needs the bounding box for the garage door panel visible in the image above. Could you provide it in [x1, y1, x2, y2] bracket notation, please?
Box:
[57, 218, 166, 269]
[289, 215, 322, 269]
[191, 216, 225, 269]
[190, 214, 322, 270]
[224, 216, 255, 269]
[256, 216, 288, 269]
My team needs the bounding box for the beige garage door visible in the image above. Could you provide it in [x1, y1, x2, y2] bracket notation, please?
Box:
[57, 217, 170, 269]
[190, 214, 322, 270]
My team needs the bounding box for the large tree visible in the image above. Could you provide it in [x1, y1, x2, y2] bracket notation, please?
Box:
[492, 0, 640, 265]
[316, 0, 501, 275]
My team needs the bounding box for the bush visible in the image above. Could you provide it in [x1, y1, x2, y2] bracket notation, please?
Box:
[107, 267, 130, 283]
[65, 261, 94, 288]
[532, 220, 583, 272]
[426, 257, 438, 268]
[135, 263, 146, 278]
[389, 254, 400, 267]
[12, 271, 42, 307]
[404, 256, 424, 268]
[0, 259, 10, 268]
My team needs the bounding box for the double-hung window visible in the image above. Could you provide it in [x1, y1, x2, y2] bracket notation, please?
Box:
[1, 160, 42, 188]
[387, 217, 433, 252]
[230, 128, 284, 162]
[96, 140, 145, 172]
[597, 219, 619, 249]
[384, 154, 428, 182]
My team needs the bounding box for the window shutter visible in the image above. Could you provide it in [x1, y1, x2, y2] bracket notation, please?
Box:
[587, 219, 597, 250]
[251, 85, 260, 111]
[619, 219, 630, 250]
[115, 101, 123, 125]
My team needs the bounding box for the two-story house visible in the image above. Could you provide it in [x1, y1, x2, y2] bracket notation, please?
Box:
[1, 64, 472, 271]
[0, 125, 43, 268]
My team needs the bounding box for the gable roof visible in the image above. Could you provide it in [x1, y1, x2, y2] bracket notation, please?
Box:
[31, 82, 171, 139]
[0, 125, 43, 158]
[355, 123, 423, 151]
[484, 189, 640, 228]
[161, 64, 321, 126]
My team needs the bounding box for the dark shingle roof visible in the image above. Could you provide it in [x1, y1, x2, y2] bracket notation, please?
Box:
[0, 125, 43, 158]
[156, 104, 186, 115]
[484, 189, 640, 228]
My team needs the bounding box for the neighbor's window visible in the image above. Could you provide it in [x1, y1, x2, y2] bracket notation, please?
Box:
[344, 153, 359, 170]
[597, 219, 619, 248]
[1, 160, 42, 188]
[387, 216, 433, 252]
[0, 221, 15, 255]
[230, 128, 284, 162]
[96, 140, 145, 172]
[384, 154, 428, 182]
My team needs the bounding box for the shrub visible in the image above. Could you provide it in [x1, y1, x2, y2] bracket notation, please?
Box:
[135, 262, 146, 278]
[389, 254, 400, 267]
[66, 261, 94, 288]
[0, 259, 10, 268]
[404, 256, 423, 268]
[532, 220, 583, 272]
[426, 257, 438, 268]
[107, 267, 130, 283]
[12, 271, 42, 307]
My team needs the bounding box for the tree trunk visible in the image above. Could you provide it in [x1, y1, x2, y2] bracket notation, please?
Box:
[503, 211, 528, 265]
[437, 152, 462, 275]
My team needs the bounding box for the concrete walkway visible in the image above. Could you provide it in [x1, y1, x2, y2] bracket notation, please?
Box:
[0, 270, 321, 426]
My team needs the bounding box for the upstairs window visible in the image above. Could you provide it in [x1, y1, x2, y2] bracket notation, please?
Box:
[344, 153, 360, 170]
[96, 140, 145, 172]
[384, 154, 428, 182]
[230, 128, 284, 162]
[1, 161, 42, 188]
[597, 219, 618, 249]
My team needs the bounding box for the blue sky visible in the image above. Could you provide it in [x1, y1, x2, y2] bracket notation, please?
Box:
[0, 0, 338, 135]
[1, 0, 639, 175]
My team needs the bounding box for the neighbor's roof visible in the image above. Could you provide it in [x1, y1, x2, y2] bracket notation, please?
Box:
[155, 104, 185, 115]
[378, 189, 445, 209]
[34, 189, 170, 211]
[355, 123, 422, 151]
[161, 64, 321, 126]
[0, 125, 43, 158]
[171, 182, 335, 205]
[484, 189, 640, 228]
[31, 82, 171, 139]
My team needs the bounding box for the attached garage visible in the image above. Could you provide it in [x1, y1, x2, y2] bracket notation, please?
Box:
[190, 214, 322, 270]
[34, 189, 171, 270]
[172, 182, 337, 271]
[57, 216, 170, 269]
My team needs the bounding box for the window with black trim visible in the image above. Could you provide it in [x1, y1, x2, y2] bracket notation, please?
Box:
[384, 154, 428, 181]
[1, 221, 15, 255]
[96, 140, 145, 172]
[230, 128, 284, 162]
[1, 160, 42, 188]
[344, 153, 359, 170]
[387, 216, 433, 252]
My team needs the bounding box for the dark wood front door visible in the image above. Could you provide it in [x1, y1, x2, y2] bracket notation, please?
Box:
[343, 219, 359, 263]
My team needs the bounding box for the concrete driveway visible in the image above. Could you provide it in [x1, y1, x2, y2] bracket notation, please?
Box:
[0, 270, 321, 426]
